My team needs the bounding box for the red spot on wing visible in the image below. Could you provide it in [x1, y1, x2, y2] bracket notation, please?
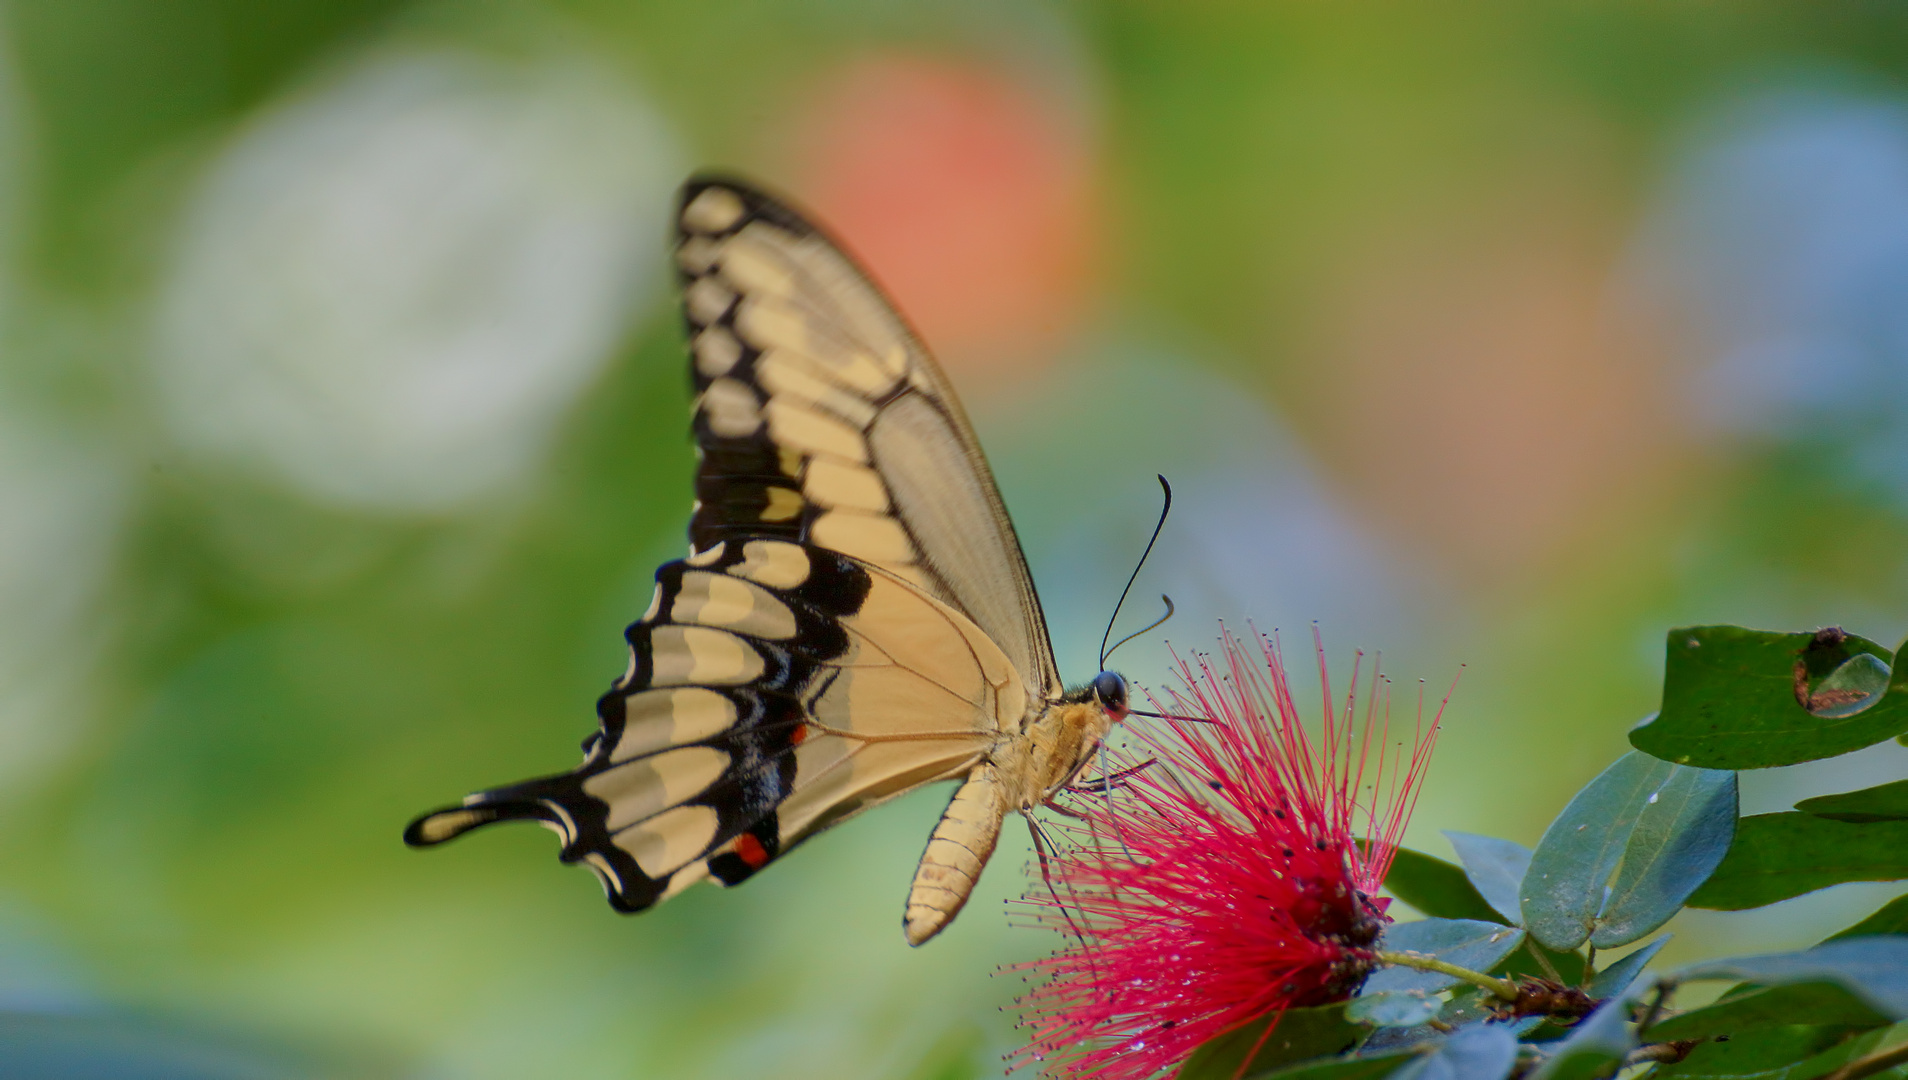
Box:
[735, 832, 771, 870]
[788, 722, 809, 746]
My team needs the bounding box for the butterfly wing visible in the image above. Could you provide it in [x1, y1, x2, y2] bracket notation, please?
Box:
[675, 177, 1060, 695]
[405, 177, 1059, 912]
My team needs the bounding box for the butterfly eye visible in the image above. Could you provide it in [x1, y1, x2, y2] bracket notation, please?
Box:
[1091, 671, 1129, 716]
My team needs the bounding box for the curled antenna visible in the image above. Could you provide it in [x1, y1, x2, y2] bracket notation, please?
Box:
[1103, 596, 1175, 666]
[1099, 475, 1175, 670]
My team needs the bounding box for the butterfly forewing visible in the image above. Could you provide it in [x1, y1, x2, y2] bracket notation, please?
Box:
[677, 178, 1060, 699]
[405, 177, 1062, 920]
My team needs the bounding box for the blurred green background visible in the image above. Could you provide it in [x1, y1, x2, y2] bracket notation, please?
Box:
[6, 1, 1908, 1077]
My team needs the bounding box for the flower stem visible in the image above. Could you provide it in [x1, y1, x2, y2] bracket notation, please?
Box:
[1373, 950, 1520, 1001]
[1820, 1041, 1908, 1080]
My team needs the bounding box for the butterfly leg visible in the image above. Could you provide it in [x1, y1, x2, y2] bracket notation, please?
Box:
[904, 763, 1008, 946]
[1063, 756, 1157, 795]
[1025, 813, 1091, 948]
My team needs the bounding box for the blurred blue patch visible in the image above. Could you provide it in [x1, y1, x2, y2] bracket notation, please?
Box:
[1644, 79, 1908, 502]
[0, 1013, 325, 1080]
[976, 332, 1419, 682]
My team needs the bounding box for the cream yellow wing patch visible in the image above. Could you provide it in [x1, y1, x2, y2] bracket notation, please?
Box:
[770, 563, 1026, 847]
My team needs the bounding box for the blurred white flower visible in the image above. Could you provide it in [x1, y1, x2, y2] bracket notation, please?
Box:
[0, 415, 125, 793]
[153, 49, 680, 512]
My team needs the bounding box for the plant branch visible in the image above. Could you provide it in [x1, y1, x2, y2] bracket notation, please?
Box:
[1820, 1041, 1908, 1080]
[1637, 981, 1673, 1033]
[1625, 1040, 1697, 1069]
[1373, 950, 1519, 1001]
[1523, 941, 1564, 983]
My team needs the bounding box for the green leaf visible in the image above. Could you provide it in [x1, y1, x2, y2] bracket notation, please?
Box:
[1593, 765, 1737, 947]
[1673, 938, 1908, 1021]
[1364, 919, 1526, 996]
[1247, 1051, 1417, 1080]
[1180, 1004, 1365, 1080]
[1646, 982, 1890, 1041]
[1797, 778, 1908, 823]
[1390, 1025, 1518, 1080]
[1523, 751, 1727, 950]
[1750, 1020, 1908, 1080]
[1347, 992, 1442, 1029]
[1443, 832, 1529, 924]
[1685, 813, 1908, 910]
[1527, 996, 1637, 1080]
[1588, 935, 1670, 999]
[1649, 1026, 1875, 1077]
[1381, 847, 1503, 923]
[1631, 626, 1908, 770]
[1826, 895, 1908, 942]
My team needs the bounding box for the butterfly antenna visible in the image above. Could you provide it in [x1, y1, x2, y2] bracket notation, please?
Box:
[1104, 596, 1175, 666]
[1099, 475, 1175, 670]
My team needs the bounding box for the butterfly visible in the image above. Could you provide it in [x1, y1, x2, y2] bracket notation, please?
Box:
[404, 176, 1133, 945]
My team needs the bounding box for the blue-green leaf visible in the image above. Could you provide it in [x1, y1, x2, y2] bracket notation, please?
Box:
[1592, 766, 1736, 947]
[1523, 752, 1671, 950]
[1673, 938, 1908, 1021]
[1389, 1025, 1517, 1080]
[1521, 751, 1736, 950]
[1443, 832, 1530, 925]
[1347, 992, 1442, 1029]
[1588, 936, 1670, 1000]
[1363, 920, 1525, 996]
[1527, 993, 1641, 1080]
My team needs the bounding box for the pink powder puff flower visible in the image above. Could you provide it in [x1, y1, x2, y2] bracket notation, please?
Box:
[1013, 628, 1445, 1080]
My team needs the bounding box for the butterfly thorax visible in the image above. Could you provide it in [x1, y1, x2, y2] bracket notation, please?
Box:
[1000, 699, 1117, 810]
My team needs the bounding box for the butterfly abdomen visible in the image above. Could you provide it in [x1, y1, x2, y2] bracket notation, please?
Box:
[899, 699, 1117, 945]
[905, 763, 1011, 946]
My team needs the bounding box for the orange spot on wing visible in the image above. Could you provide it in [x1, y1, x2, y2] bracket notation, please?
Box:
[789, 722, 809, 746]
[735, 832, 771, 869]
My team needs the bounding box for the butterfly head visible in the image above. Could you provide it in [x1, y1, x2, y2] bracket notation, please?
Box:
[1087, 670, 1130, 722]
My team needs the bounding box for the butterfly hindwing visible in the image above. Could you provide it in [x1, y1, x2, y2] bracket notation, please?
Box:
[405, 537, 1028, 909]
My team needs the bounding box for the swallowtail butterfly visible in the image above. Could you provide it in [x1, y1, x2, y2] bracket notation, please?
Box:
[405, 177, 1131, 945]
